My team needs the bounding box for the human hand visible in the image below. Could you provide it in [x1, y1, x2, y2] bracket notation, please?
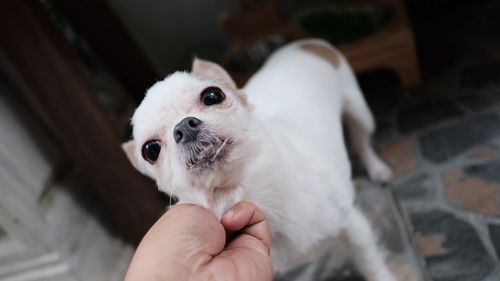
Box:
[124, 201, 273, 281]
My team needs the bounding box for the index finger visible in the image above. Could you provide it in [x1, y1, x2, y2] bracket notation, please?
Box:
[220, 201, 271, 253]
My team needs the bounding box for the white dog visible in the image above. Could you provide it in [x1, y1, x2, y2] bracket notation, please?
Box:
[123, 39, 395, 280]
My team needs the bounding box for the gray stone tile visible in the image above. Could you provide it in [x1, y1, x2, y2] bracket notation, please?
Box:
[489, 224, 500, 260]
[442, 165, 500, 217]
[409, 209, 495, 281]
[419, 113, 500, 163]
[397, 99, 464, 134]
[394, 173, 436, 201]
[467, 144, 500, 161]
[463, 160, 500, 184]
[482, 267, 500, 281]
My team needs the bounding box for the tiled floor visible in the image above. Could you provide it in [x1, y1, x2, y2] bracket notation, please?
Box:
[379, 59, 500, 281]
[381, 114, 500, 281]
[277, 59, 500, 280]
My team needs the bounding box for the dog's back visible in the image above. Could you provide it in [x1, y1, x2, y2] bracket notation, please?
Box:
[243, 39, 355, 195]
[245, 39, 347, 127]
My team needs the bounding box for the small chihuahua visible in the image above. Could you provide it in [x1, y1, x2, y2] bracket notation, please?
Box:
[123, 39, 395, 280]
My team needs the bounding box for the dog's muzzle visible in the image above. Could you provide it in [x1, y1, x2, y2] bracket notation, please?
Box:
[173, 117, 232, 170]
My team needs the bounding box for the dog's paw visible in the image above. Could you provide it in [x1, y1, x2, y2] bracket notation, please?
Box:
[367, 158, 393, 183]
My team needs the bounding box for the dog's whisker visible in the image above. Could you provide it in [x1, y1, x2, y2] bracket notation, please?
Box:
[210, 138, 229, 162]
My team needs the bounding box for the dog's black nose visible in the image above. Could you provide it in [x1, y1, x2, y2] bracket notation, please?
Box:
[173, 117, 202, 143]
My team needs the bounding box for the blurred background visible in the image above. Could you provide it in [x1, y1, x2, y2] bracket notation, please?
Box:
[1, 0, 500, 280]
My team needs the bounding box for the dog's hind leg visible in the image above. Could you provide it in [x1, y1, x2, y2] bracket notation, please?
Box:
[294, 38, 391, 182]
[344, 208, 396, 281]
[341, 80, 392, 183]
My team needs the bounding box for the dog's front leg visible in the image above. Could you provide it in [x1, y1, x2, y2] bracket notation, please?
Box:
[343, 208, 396, 281]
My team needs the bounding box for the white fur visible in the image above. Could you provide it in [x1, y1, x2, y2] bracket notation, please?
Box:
[127, 39, 395, 280]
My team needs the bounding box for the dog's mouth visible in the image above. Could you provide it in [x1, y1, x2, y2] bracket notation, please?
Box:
[182, 135, 233, 170]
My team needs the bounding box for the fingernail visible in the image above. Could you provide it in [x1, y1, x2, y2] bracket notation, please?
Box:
[222, 210, 234, 221]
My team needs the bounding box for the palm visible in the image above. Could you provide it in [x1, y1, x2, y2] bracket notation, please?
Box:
[207, 235, 273, 281]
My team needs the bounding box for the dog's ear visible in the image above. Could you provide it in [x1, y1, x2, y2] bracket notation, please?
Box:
[192, 58, 251, 108]
[191, 58, 237, 90]
[122, 140, 141, 171]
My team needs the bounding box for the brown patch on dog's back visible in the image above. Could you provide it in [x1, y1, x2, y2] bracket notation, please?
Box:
[299, 42, 340, 69]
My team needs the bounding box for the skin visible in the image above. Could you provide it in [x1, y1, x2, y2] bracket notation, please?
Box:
[125, 201, 274, 281]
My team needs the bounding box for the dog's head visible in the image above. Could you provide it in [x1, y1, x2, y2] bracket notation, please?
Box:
[123, 59, 255, 198]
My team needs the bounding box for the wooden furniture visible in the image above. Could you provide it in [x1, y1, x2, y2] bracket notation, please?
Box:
[0, 0, 165, 243]
[220, 0, 421, 89]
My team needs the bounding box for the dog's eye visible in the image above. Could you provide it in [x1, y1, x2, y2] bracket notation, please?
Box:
[201, 87, 225, 106]
[141, 140, 161, 163]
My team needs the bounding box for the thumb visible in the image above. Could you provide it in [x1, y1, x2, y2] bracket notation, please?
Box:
[221, 201, 271, 256]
